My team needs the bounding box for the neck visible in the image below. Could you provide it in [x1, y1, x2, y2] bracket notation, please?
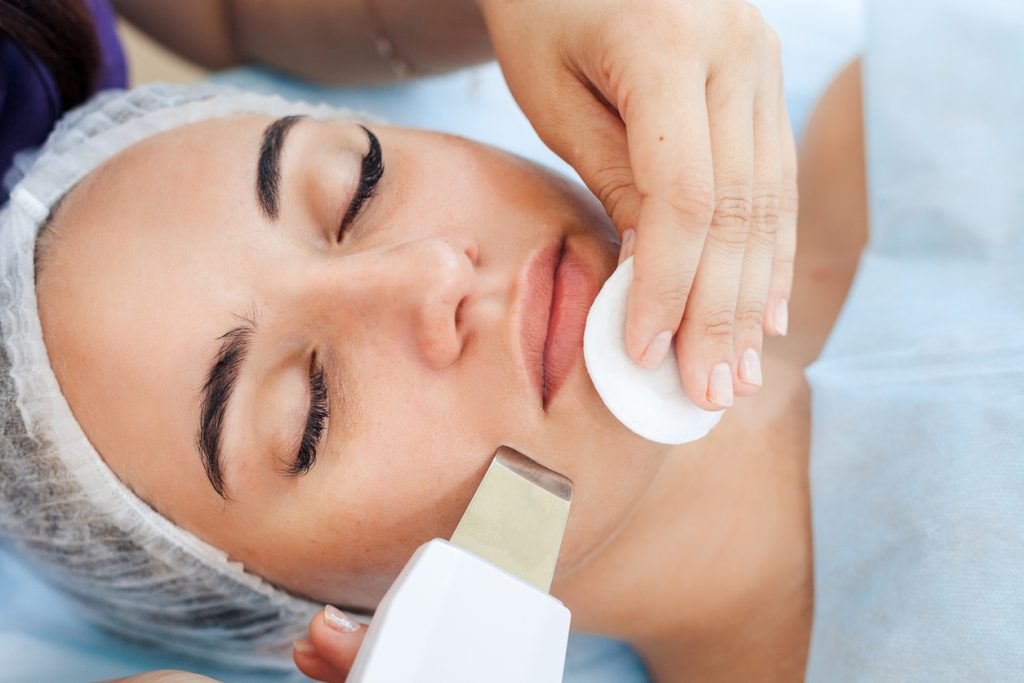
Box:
[556, 343, 815, 682]
[636, 571, 814, 683]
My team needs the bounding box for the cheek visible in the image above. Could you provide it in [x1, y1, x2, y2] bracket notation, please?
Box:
[230, 410, 494, 610]
[294, 379, 496, 605]
[382, 135, 548, 236]
[347, 381, 495, 533]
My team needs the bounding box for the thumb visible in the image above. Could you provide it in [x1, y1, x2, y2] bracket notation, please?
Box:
[293, 605, 367, 683]
[529, 78, 642, 238]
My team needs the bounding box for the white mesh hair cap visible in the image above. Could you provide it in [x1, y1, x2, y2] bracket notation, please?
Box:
[0, 83, 373, 669]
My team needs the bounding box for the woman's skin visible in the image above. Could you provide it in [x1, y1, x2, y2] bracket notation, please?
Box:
[37, 115, 669, 611]
[46, 61, 866, 683]
[114, 0, 797, 413]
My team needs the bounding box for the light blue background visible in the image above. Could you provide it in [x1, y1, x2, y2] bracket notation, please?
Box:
[805, 0, 1024, 680]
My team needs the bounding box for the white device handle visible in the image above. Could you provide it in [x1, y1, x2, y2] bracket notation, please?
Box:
[347, 539, 571, 683]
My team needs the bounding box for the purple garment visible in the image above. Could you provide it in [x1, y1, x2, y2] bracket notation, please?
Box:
[0, 0, 126, 201]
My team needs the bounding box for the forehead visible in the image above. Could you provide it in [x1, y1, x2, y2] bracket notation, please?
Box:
[50, 115, 271, 253]
[35, 115, 282, 507]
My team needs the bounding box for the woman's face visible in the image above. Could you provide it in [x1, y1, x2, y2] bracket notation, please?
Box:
[37, 113, 669, 610]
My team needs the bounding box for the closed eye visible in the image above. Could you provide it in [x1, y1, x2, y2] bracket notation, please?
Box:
[338, 125, 384, 241]
[285, 358, 329, 477]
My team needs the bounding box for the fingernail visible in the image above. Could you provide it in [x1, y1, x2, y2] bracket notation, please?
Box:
[618, 229, 636, 265]
[708, 362, 734, 407]
[292, 638, 315, 654]
[641, 330, 673, 369]
[323, 604, 360, 633]
[739, 348, 763, 386]
[773, 299, 789, 336]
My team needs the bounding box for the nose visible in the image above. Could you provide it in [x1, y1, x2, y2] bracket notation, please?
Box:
[318, 237, 479, 369]
[395, 237, 478, 368]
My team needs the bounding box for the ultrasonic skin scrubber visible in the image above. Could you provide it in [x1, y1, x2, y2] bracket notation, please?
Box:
[346, 446, 573, 683]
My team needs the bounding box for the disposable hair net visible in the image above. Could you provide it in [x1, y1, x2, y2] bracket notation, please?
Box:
[0, 83, 372, 669]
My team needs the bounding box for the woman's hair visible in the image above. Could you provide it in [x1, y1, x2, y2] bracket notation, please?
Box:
[0, 0, 101, 113]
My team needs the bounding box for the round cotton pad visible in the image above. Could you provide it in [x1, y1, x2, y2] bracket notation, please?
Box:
[584, 257, 724, 445]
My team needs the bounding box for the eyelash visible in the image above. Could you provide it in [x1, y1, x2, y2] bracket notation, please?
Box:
[337, 125, 384, 242]
[287, 359, 329, 477]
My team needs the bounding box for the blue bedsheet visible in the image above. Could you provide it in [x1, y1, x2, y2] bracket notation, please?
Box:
[805, 0, 1024, 679]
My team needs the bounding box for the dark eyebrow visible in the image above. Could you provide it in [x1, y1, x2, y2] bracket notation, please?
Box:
[197, 321, 256, 499]
[256, 115, 306, 220]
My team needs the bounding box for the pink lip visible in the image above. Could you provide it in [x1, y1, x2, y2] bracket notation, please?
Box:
[518, 243, 560, 405]
[517, 238, 600, 410]
[543, 239, 600, 407]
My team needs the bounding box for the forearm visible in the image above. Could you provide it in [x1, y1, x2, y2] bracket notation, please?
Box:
[113, 0, 493, 84]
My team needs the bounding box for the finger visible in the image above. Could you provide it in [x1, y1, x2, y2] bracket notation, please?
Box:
[293, 640, 348, 683]
[765, 89, 798, 337]
[304, 605, 368, 680]
[674, 67, 756, 409]
[622, 63, 714, 368]
[733, 28, 783, 397]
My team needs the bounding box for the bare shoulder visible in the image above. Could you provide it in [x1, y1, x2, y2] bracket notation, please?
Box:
[783, 58, 868, 367]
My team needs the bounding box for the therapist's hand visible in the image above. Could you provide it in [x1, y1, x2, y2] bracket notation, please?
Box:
[292, 605, 366, 682]
[478, 0, 798, 409]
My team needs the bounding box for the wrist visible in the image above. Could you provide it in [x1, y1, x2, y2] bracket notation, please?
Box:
[471, 0, 519, 27]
